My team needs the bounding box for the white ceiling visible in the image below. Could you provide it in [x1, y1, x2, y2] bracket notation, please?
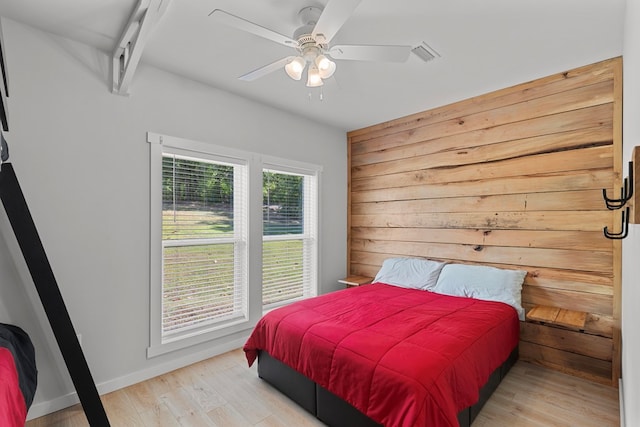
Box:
[0, 0, 627, 131]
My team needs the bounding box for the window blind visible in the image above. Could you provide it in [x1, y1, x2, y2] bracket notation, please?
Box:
[161, 153, 247, 336]
[262, 169, 317, 307]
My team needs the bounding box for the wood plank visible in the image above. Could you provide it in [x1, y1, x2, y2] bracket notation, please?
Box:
[352, 81, 613, 156]
[523, 266, 613, 291]
[348, 130, 357, 288]
[357, 130, 615, 187]
[525, 302, 612, 331]
[349, 260, 385, 278]
[351, 211, 612, 232]
[338, 275, 373, 286]
[348, 58, 617, 141]
[611, 57, 624, 386]
[519, 341, 612, 385]
[522, 285, 613, 316]
[351, 239, 612, 273]
[350, 256, 614, 314]
[475, 361, 619, 427]
[555, 309, 588, 330]
[352, 190, 607, 214]
[351, 169, 614, 202]
[520, 322, 611, 361]
[351, 104, 612, 169]
[124, 378, 166, 415]
[351, 145, 612, 190]
[171, 365, 227, 412]
[524, 273, 613, 296]
[26, 405, 90, 427]
[372, 260, 613, 298]
[526, 305, 560, 323]
[100, 390, 146, 426]
[522, 303, 614, 339]
[350, 68, 616, 146]
[350, 227, 611, 252]
[351, 253, 613, 287]
[353, 126, 612, 175]
[203, 364, 272, 424]
[585, 313, 615, 338]
[526, 305, 587, 330]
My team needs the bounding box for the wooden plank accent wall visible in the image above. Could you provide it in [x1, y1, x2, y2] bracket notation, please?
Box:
[346, 57, 622, 386]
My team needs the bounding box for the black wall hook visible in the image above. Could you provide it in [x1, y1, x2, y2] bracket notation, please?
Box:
[603, 161, 633, 210]
[604, 206, 630, 239]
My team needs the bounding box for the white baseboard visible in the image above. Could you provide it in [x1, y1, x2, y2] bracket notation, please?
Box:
[619, 377, 625, 427]
[26, 335, 249, 420]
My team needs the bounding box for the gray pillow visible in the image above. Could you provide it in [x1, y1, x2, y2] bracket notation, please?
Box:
[373, 257, 447, 290]
[433, 263, 526, 320]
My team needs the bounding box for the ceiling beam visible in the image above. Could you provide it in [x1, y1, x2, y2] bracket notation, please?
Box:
[112, 0, 171, 95]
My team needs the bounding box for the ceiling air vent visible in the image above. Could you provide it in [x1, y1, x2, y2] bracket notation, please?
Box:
[411, 42, 440, 63]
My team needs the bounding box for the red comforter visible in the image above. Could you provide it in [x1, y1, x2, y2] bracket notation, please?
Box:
[244, 283, 519, 427]
[0, 348, 27, 426]
[0, 324, 36, 427]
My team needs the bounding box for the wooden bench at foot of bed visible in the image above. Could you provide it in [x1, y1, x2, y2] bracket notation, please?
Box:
[257, 346, 519, 427]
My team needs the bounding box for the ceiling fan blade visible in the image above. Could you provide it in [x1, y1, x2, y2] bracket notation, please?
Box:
[312, 0, 363, 44]
[209, 9, 299, 48]
[238, 56, 295, 82]
[329, 45, 412, 62]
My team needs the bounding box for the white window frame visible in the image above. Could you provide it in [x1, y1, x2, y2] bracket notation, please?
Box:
[148, 133, 253, 357]
[262, 161, 319, 310]
[147, 134, 322, 357]
[161, 152, 247, 337]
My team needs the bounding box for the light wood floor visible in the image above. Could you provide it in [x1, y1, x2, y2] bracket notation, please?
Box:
[26, 349, 620, 427]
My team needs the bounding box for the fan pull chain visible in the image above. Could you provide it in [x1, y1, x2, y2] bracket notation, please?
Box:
[307, 88, 325, 102]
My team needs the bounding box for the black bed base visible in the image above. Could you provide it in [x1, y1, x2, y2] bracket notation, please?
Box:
[257, 346, 518, 427]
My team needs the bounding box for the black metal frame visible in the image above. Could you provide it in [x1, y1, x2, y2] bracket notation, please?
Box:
[0, 163, 110, 426]
[602, 161, 633, 240]
[0, 18, 9, 132]
[602, 161, 633, 210]
[603, 206, 630, 239]
[257, 346, 519, 427]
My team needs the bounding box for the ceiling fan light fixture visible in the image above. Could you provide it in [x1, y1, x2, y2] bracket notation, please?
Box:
[315, 54, 330, 70]
[306, 65, 324, 87]
[285, 56, 306, 80]
[316, 55, 336, 79]
[212, 3, 415, 93]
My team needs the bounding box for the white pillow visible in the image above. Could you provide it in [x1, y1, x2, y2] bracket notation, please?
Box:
[373, 257, 446, 290]
[433, 264, 526, 320]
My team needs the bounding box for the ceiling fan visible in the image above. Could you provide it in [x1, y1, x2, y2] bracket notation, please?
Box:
[209, 0, 412, 87]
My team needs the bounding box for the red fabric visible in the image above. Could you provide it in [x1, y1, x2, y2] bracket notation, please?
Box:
[244, 283, 519, 427]
[0, 347, 27, 427]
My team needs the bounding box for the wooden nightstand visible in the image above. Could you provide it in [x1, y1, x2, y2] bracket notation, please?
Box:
[526, 305, 587, 331]
[338, 275, 373, 288]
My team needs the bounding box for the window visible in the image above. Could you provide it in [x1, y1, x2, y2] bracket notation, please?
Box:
[161, 153, 247, 337]
[262, 168, 318, 309]
[148, 133, 320, 357]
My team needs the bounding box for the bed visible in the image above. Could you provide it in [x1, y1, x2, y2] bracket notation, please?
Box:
[244, 259, 525, 427]
[0, 323, 37, 427]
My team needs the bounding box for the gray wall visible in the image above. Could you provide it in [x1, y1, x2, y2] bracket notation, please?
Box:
[623, 1, 640, 425]
[0, 19, 347, 417]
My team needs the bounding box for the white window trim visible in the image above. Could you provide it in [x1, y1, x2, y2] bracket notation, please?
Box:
[147, 132, 322, 358]
[160, 149, 249, 340]
[261, 162, 319, 311]
[147, 133, 255, 357]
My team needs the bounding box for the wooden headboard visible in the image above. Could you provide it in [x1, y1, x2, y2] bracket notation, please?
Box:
[347, 57, 622, 386]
